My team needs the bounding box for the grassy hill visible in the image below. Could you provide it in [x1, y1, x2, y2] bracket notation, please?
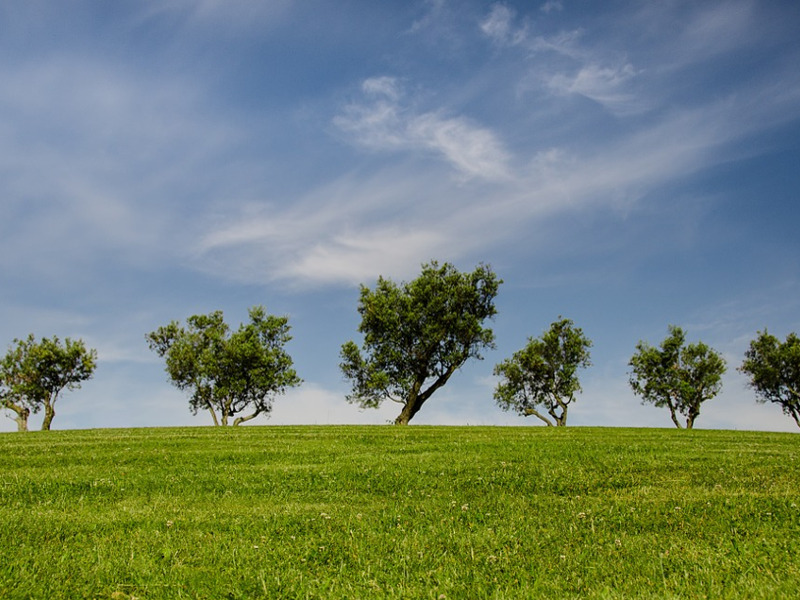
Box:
[1, 426, 798, 599]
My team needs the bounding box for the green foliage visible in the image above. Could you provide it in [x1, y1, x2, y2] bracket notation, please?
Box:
[0, 334, 97, 431]
[740, 330, 800, 428]
[146, 306, 301, 426]
[1, 426, 799, 599]
[494, 317, 592, 426]
[340, 261, 501, 424]
[628, 326, 726, 429]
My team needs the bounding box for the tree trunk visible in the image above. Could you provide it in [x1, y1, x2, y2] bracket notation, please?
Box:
[685, 402, 701, 429]
[41, 404, 55, 431]
[667, 400, 682, 428]
[394, 394, 422, 425]
[4, 402, 30, 432]
[15, 407, 30, 432]
[205, 399, 220, 426]
[233, 410, 263, 426]
[524, 407, 554, 426]
[394, 367, 456, 425]
[555, 404, 568, 426]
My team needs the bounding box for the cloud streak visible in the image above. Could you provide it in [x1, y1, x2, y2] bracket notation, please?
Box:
[334, 77, 512, 181]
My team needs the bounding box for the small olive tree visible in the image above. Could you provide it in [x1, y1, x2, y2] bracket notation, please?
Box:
[340, 261, 501, 425]
[628, 326, 725, 429]
[740, 330, 800, 428]
[0, 334, 97, 431]
[493, 318, 592, 426]
[147, 306, 301, 426]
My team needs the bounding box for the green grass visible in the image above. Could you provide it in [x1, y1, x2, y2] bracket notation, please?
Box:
[1, 426, 798, 599]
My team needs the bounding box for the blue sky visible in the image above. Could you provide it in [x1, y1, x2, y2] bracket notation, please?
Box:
[2, 0, 799, 432]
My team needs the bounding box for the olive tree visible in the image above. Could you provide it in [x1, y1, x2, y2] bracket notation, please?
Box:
[147, 306, 301, 426]
[740, 330, 800, 428]
[340, 261, 501, 425]
[0, 334, 97, 431]
[628, 326, 726, 429]
[493, 318, 592, 426]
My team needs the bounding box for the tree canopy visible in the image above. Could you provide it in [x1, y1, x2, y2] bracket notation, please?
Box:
[0, 334, 97, 431]
[628, 326, 726, 429]
[494, 317, 592, 426]
[146, 306, 301, 426]
[740, 330, 800, 429]
[340, 261, 501, 425]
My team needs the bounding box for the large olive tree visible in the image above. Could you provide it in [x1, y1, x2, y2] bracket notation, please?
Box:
[628, 326, 726, 429]
[494, 318, 592, 426]
[0, 334, 97, 431]
[340, 261, 501, 425]
[740, 330, 800, 428]
[147, 306, 301, 426]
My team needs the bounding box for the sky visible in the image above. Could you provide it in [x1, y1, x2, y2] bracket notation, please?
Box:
[2, 0, 799, 432]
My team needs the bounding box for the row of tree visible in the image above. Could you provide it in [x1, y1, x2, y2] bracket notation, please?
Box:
[2, 262, 799, 431]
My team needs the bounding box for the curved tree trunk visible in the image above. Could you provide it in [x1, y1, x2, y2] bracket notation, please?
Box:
[394, 367, 456, 425]
[524, 407, 555, 426]
[233, 409, 263, 426]
[394, 394, 422, 425]
[4, 402, 30, 432]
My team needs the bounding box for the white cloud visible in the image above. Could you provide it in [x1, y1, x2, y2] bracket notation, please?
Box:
[270, 383, 398, 425]
[335, 77, 511, 180]
[480, 4, 515, 43]
[407, 113, 512, 180]
[361, 76, 402, 101]
[548, 63, 645, 115]
[529, 29, 585, 59]
[480, 3, 531, 47]
[194, 164, 462, 287]
[540, 1, 563, 14]
[277, 228, 447, 286]
[408, 0, 448, 34]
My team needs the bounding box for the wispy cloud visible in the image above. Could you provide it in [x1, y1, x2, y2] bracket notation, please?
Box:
[540, 1, 563, 14]
[195, 166, 458, 287]
[480, 4, 518, 45]
[479, 4, 645, 115]
[547, 63, 644, 115]
[334, 77, 512, 181]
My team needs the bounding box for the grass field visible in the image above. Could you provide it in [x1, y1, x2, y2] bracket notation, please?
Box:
[1, 426, 798, 599]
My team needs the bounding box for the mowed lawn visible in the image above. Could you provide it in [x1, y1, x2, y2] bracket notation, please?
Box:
[1, 426, 798, 599]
